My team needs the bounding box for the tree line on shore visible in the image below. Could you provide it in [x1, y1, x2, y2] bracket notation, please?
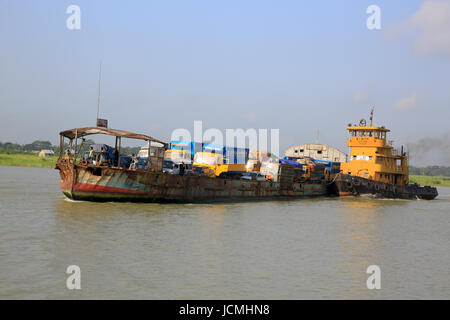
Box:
[0, 140, 53, 152]
[0, 140, 141, 157]
[409, 166, 450, 177]
[2, 140, 450, 177]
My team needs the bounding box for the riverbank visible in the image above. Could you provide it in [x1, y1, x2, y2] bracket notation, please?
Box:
[1, 153, 450, 187]
[0, 152, 57, 168]
[409, 175, 450, 187]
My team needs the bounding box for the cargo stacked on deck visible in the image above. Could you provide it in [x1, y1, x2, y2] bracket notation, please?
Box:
[282, 156, 328, 182]
[314, 160, 341, 174]
[169, 141, 250, 164]
[169, 141, 202, 161]
[278, 164, 296, 189]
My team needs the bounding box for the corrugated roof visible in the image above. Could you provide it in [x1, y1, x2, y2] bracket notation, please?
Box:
[59, 127, 167, 146]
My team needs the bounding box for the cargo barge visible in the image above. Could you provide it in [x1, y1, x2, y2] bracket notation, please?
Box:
[332, 109, 438, 200]
[55, 127, 328, 202]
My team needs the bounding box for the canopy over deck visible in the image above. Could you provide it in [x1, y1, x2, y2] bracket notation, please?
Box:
[59, 127, 167, 146]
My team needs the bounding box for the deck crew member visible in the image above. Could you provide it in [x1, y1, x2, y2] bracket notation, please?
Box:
[113, 148, 119, 166]
[88, 147, 94, 164]
[99, 147, 108, 166]
[129, 154, 137, 169]
[64, 150, 72, 162]
[179, 162, 185, 176]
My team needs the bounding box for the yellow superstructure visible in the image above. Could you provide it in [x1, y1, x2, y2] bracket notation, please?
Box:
[340, 112, 409, 186]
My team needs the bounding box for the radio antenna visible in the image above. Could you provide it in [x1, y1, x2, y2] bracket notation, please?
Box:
[370, 106, 375, 126]
[96, 62, 102, 122]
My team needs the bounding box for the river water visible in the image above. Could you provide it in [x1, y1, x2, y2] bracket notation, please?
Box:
[0, 166, 449, 299]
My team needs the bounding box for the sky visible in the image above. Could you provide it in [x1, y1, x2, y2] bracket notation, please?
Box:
[0, 0, 449, 165]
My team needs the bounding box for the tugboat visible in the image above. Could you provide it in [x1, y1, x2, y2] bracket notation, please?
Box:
[333, 108, 438, 200]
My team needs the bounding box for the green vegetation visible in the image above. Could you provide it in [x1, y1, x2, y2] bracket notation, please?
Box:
[0, 136, 143, 169]
[409, 166, 450, 177]
[409, 175, 450, 187]
[1, 138, 141, 160]
[408, 166, 450, 186]
[0, 152, 57, 168]
[0, 138, 142, 169]
[54, 139, 95, 157]
[0, 140, 53, 152]
[2, 139, 449, 178]
[121, 146, 141, 156]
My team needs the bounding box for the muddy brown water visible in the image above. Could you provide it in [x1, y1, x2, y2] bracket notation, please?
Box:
[0, 166, 449, 299]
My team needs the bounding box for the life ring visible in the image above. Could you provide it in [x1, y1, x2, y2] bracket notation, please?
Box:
[80, 160, 88, 166]
[352, 178, 361, 186]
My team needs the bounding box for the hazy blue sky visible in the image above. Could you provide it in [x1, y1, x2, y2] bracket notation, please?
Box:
[0, 0, 449, 165]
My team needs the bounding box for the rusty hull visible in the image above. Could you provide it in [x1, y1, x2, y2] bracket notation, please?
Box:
[56, 160, 328, 203]
[333, 173, 438, 200]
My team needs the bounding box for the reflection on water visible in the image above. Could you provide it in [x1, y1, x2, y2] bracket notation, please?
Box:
[336, 198, 404, 299]
[0, 166, 449, 299]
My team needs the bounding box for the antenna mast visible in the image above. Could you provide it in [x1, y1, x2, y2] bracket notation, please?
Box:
[96, 62, 102, 122]
[369, 106, 375, 126]
[94, 62, 108, 128]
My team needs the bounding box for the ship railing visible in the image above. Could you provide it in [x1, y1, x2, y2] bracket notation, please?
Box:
[391, 148, 400, 156]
